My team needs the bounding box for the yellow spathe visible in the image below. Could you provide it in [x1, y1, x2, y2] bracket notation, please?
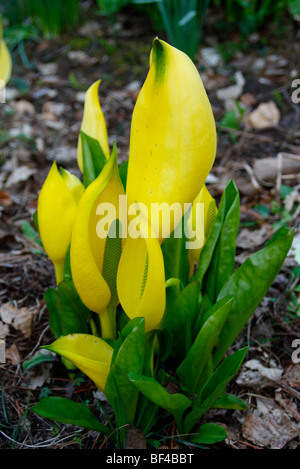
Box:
[117, 208, 166, 332]
[187, 184, 218, 273]
[37, 162, 84, 284]
[77, 80, 110, 172]
[70, 145, 124, 334]
[126, 38, 217, 241]
[0, 40, 12, 86]
[45, 334, 113, 393]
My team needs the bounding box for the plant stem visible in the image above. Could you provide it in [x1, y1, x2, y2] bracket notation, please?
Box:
[99, 304, 116, 339]
[54, 260, 65, 285]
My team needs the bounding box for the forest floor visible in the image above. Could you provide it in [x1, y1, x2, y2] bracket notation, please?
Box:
[0, 5, 300, 449]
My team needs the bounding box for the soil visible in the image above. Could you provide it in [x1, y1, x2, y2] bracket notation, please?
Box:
[0, 4, 299, 450]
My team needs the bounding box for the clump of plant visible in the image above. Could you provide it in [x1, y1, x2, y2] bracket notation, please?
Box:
[1, 0, 79, 39]
[32, 38, 293, 448]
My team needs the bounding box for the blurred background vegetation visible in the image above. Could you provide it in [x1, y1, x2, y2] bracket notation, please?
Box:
[0, 0, 299, 62]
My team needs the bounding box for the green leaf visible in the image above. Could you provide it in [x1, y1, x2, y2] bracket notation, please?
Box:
[184, 347, 248, 432]
[176, 296, 233, 394]
[189, 423, 227, 444]
[154, 328, 173, 362]
[158, 278, 182, 360]
[219, 109, 239, 130]
[133, 332, 159, 433]
[33, 397, 114, 437]
[128, 372, 191, 433]
[105, 317, 145, 440]
[289, 0, 300, 15]
[193, 293, 212, 335]
[204, 181, 240, 302]
[23, 352, 56, 370]
[161, 217, 189, 285]
[63, 245, 72, 282]
[165, 278, 182, 304]
[212, 393, 248, 410]
[44, 279, 90, 339]
[102, 219, 122, 309]
[194, 181, 239, 293]
[21, 220, 43, 250]
[32, 210, 39, 232]
[80, 131, 107, 188]
[119, 159, 128, 190]
[213, 226, 294, 367]
[162, 281, 201, 359]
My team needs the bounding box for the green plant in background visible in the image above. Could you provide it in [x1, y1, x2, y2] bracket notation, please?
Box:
[0, 0, 79, 39]
[213, 0, 300, 34]
[3, 23, 39, 69]
[96, 0, 132, 16]
[0, 0, 27, 25]
[25, 0, 79, 38]
[133, 0, 210, 60]
[31, 38, 294, 449]
[96, 0, 211, 59]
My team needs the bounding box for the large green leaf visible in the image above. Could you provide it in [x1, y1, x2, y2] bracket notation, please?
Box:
[161, 217, 189, 285]
[212, 393, 248, 410]
[213, 226, 294, 367]
[105, 317, 145, 439]
[44, 279, 90, 338]
[194, 181, 239, 297]
[204, 181, 240, 302]
[176, 296, 233, 394]
[128, 372, 191, 434]
[189, 423, 227, 445]
[184, 347, 248, 432]
[133, 332, 159, 433]
[161, 280, 201, 359]
[33, 396, 114, 437]
[80, 131, 107, 187]
[192, 293, 212, 337]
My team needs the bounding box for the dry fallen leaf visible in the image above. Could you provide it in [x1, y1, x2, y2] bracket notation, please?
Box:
[5, 166, 36, 188]
[46, 145, 77, 164]
[0, 321, 9, 339]
[275, 391, 300, 422]
[37, 62, 58, 76]
[25, 363, 53, 390]
[236, 226, 270, 250]
[0, 303, 36, 338]
[283, 364, 300, 386]
[0, 189, 13, 207]
[200, 47, 222, 67]
[6, 343, 22, 365]
[240, 92, 257, 107]
[67, 50, 98, 65]
[12, 100, 36, 116]
[242, 396, 300, 449]
[236, 359, 283, 388]
[216, 71, 245, 102]
[245, 101, 280, 129]
[125, 425, 147, 449]
[253, 156, 300, 183]
[284, 187, 300, 213]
